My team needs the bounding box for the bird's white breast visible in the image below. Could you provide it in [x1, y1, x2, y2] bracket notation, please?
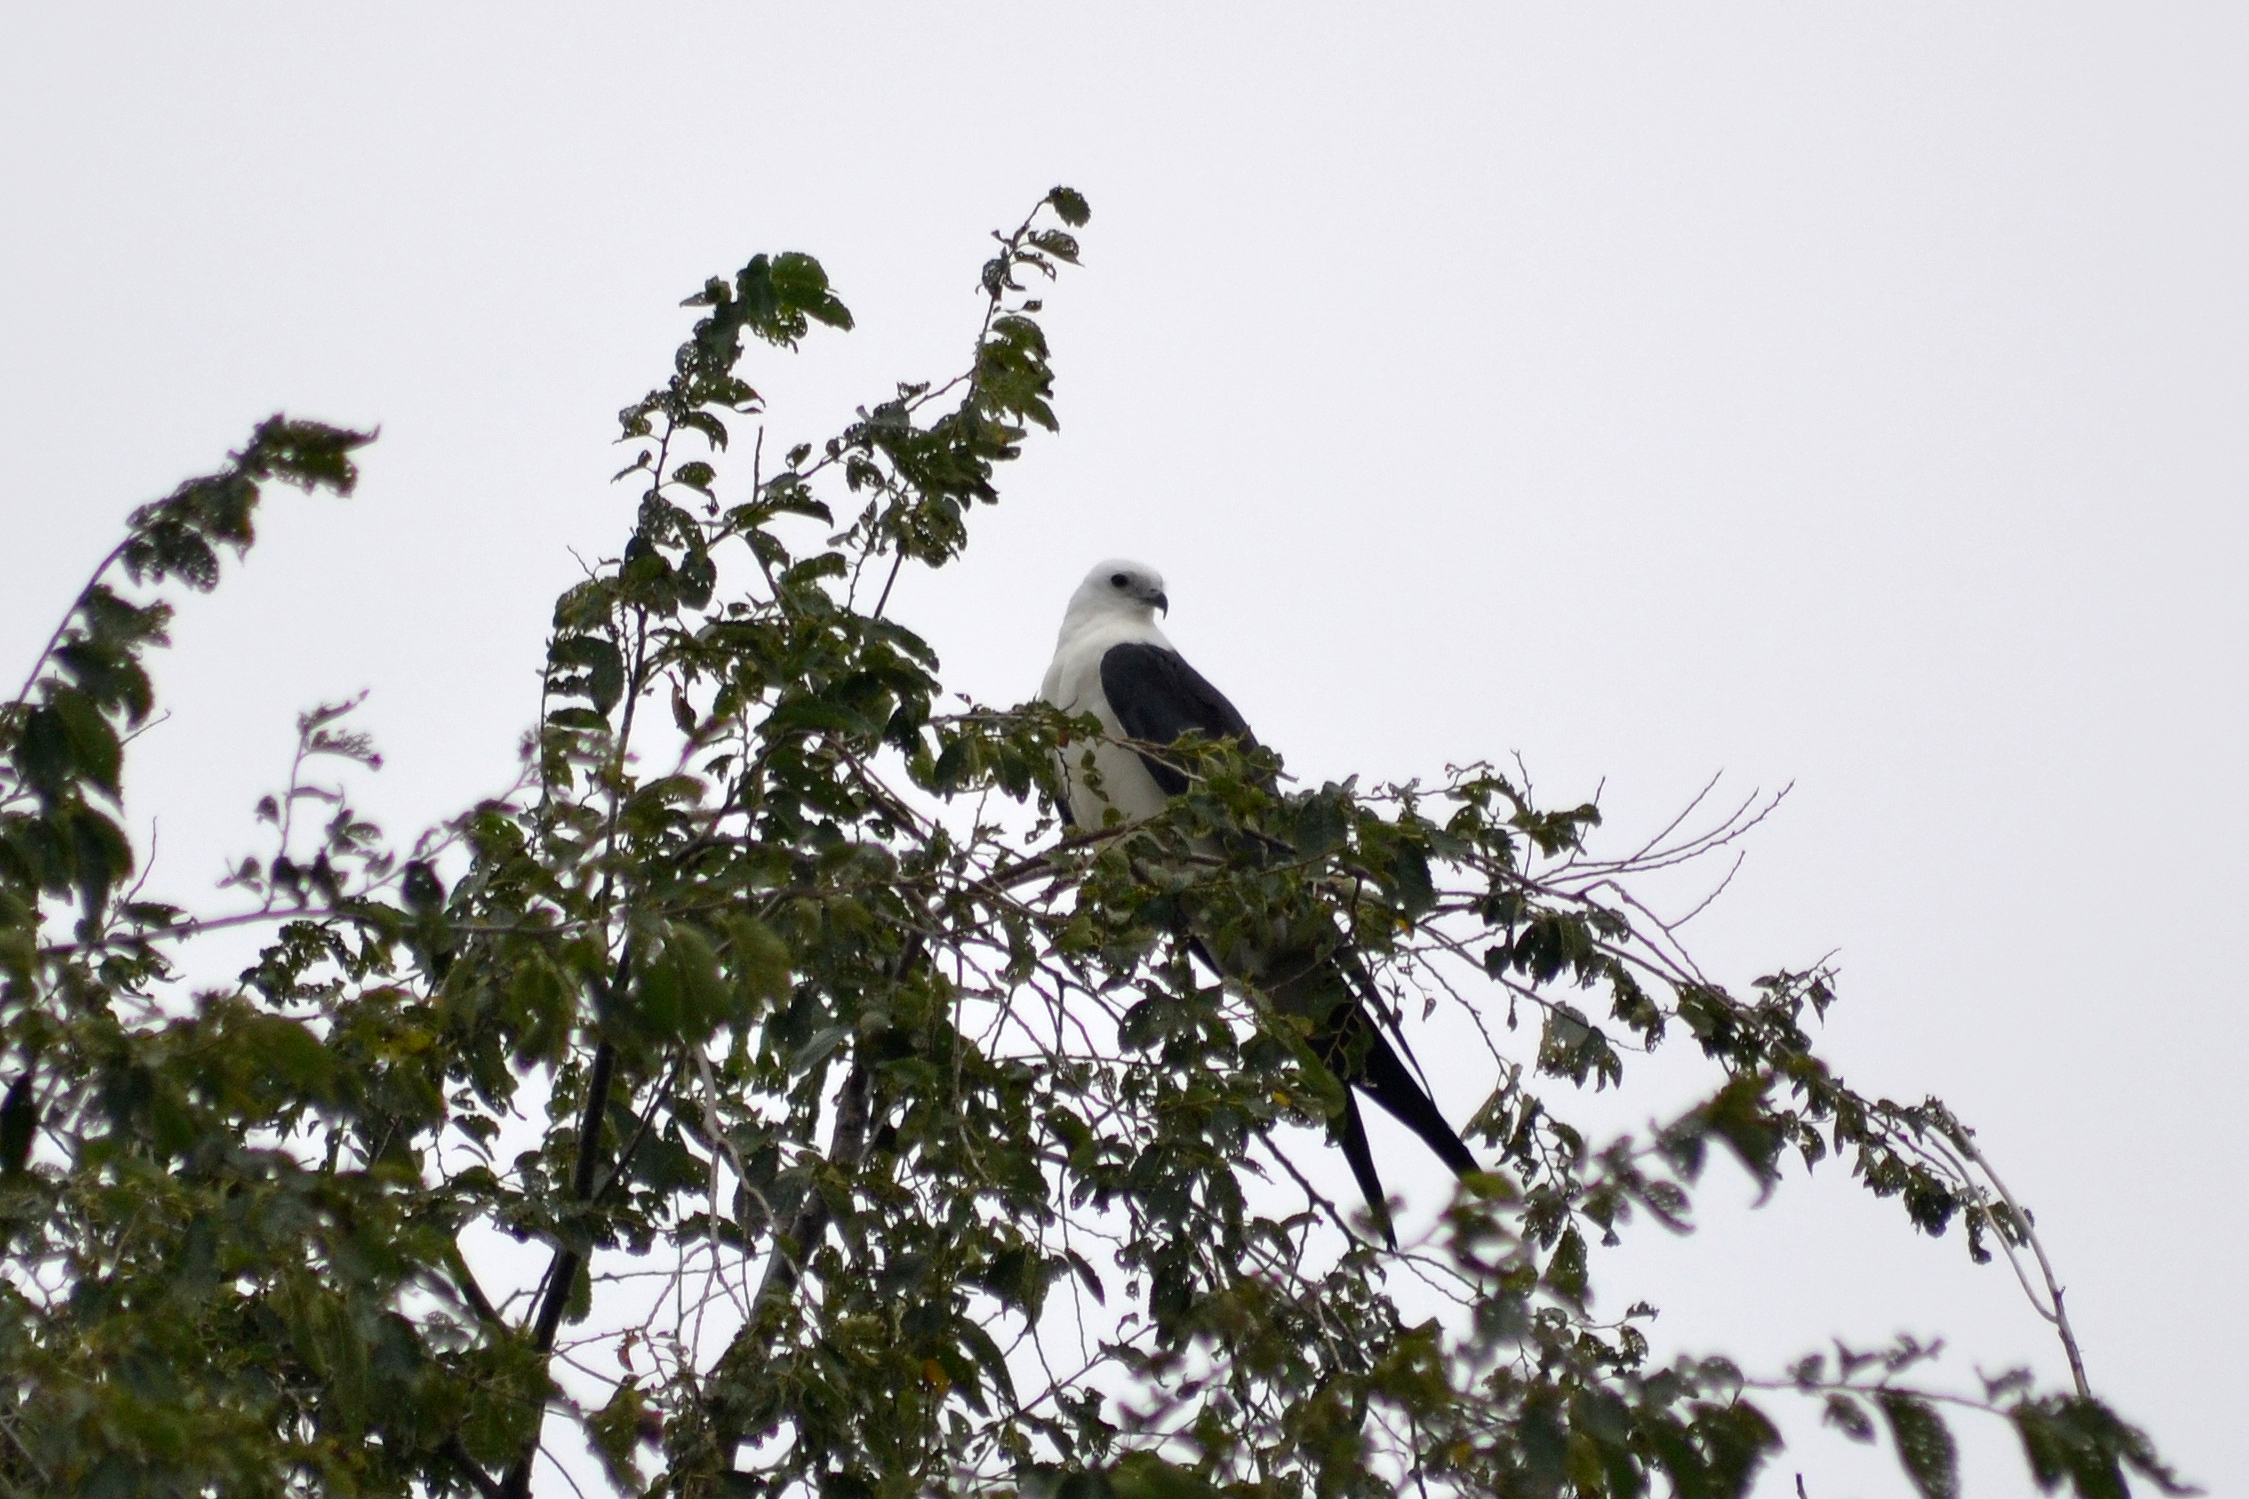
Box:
[1041, 617, 1177, 827]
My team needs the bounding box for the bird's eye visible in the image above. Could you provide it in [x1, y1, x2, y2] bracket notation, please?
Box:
[1109, 573, 1129, 588]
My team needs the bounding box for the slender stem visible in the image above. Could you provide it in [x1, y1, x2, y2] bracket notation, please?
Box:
[1949, 1126, 2093, 1399]
[871, 551, 907, 620]
[449, 1251, 505, 1330]
[864, 201, 1047, 626]
[747, 1056, 874, 1315]
[590, 1054, 677, 1205]
[505, 549, 662, 1499]
[9, 539, 129, 710]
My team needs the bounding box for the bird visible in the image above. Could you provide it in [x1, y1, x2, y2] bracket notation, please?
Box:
[1040, 558, 1480, 1245]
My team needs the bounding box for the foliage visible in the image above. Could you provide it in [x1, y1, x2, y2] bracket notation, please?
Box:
[0, 189, 2192, 1498]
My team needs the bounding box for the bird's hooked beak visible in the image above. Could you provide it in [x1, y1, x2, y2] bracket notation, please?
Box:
[1150, 591, 1169, 616]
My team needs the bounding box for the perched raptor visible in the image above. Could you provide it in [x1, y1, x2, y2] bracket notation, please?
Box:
[1040, 558, 1479, 1245]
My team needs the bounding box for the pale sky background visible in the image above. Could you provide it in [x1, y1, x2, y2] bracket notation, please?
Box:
[4, 6, 2243, 1494]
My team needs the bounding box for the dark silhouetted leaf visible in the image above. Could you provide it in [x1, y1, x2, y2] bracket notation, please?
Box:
[1879, 1392, 1960, 1499]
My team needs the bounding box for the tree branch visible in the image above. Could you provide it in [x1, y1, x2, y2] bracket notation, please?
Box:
[500, 945, 633, 1499]
[441, 1436, 505, 1499]
[698, 935, 923, 1465]
[1947, 1124, 2093, 1399]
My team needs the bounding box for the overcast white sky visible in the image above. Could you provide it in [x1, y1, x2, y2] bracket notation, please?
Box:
[4, 6, 2243, 1493]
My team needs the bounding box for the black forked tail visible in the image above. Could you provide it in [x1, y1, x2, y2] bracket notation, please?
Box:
[1188, 933, 1481, 1247]
[1334, 1092, 1396, 1249]
[1351, 1022, 1482, 1180]
[1318, 987, 1480, 1249]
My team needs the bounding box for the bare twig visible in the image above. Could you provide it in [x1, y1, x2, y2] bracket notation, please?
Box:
[1946, 1125, 2093, 1399]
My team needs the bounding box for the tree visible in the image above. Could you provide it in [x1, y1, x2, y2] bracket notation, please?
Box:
[0, 188, 2192, 1499]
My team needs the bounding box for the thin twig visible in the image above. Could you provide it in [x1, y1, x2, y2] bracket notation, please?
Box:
[1947, 1126, 2093, 1399]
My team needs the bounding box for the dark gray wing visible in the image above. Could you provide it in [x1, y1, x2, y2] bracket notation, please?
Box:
[1099, 641, 1254, 795]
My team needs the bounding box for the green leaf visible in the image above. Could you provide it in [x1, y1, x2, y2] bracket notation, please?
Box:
[587, 1381, 651, 1496]
[675, 545, 716, 610]
[1701, 1072, 1783, 1190]
[1541, 1225, 1588, 1303]
[1061, 1249, 1106, 1306]
[790, 1025, 851, 1076]
[2009, 1397, 2192, 1499]
[722, 913, 794, 1009]
[10, 703, 71, 801]
[635, 924, 735, 1042]
[49, 686, 123, 798]
[1386, 841, 1435, 918]
[957, 1317, 1019, 1409]
[68, 806, 134, 920]
[1045, 186, 1092, 227]
[550, 633, 626, 714]
[1822, 1392, 1876, 1444]
[1878, 1392, 1960, 1499]
[240, 1014, 337, 1099]
[1028, 229, 1080, 265]
[1108, 1453, 1225, 1499]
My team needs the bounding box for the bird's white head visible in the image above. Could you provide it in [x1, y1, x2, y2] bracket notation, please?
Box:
[1063, 559, 1169, 630]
